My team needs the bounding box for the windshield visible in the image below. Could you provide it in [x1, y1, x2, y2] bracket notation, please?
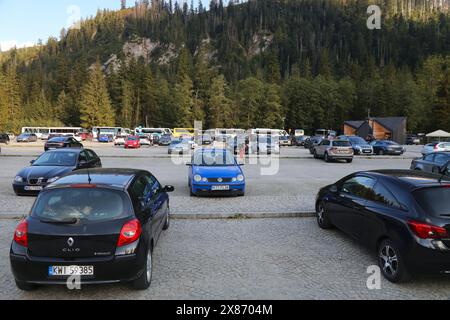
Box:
[32, 188, 130, 222]
[127, 136, 138, 141]
[349, 137, 367, 145]
[193, 150, 236, 166]
[33, 152, 77, 167]
[414, 187, 450, 217]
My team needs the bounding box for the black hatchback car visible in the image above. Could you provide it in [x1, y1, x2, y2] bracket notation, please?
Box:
[44, 136, 83, 151]
[316, 169, 450, 282]
[10, 168, 174, 291]
[13, 149, 101, 196]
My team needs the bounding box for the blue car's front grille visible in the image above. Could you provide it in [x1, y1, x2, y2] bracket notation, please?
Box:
[207, 178, 233, 183]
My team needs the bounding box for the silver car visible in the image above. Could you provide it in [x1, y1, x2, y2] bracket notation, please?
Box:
[421, 142, 450, 155]
[313, 139, 354, 163]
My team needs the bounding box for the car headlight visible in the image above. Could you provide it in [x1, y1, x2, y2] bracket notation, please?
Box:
[194, 175, 202, 182]
[14, 176, 23, 183]
[47, 177, 60, 183]
[237, 174, 245, 182]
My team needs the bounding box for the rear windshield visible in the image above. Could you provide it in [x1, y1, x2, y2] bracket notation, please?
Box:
[32, 188, 131, 222]
[413, 187, 450, 217]
[333, 141, 351, 147]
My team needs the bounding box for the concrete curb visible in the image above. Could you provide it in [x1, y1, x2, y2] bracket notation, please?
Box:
[0, 211, 316, 221]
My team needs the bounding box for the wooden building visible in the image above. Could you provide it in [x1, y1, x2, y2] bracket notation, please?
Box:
[343, 117, 407, 144]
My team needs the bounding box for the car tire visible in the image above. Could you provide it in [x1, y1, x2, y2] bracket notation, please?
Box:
[346, 159, 353, 163]
[313, 151, 318, 159]
[132, 246, 153, 290]
[163, 208, 170, 230]
[15, 280, 37, 291]
[324, 153, 331, 162]
[378, 150, 385, 156]
[378, 239, 411, 283]
[316, 202, 333, 229]
[190, 187, 196, 197]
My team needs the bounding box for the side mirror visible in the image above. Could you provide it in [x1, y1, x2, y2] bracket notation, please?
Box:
[329, 185, 338, 193]
[78, 160, 88, 168]
[164, 185, 175, 193]
[30, 160, 36, 165]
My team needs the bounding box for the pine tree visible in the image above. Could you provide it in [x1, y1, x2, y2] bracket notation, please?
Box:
[206, 75, 232, 128]
[119, 80, 134, 128]
[79, 61, 115, 129]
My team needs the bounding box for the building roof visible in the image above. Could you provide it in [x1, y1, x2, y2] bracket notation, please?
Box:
[344, 121, 365, 129]
[372, 117, 406, 132]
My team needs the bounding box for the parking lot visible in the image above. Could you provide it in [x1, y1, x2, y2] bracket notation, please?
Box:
[2, 144, 449, 300]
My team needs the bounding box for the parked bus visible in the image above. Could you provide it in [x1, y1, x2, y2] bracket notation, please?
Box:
[21, 127, 82, 140]
[92, 127, 124, 140]
[205, 129, 246, 138]
[173, 128, 199, 138]
[135, 127, 171, 137]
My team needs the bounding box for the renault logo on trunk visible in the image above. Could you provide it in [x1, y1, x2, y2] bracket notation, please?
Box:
[67, 238, 75, 247]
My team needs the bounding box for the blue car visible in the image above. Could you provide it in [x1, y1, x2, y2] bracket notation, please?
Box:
[188, 149, 245, 197]
[98, 135, 112, 143]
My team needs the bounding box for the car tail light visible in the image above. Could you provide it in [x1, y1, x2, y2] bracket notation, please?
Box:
[408, 221, 449, 239]
[117, 219, 142, 247]
[14, 220, 28, 247]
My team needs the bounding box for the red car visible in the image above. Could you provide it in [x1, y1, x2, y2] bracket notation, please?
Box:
[124, 136, 141, 149]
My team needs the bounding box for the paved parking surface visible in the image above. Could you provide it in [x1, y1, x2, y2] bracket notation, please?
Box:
[0, 146, 415, 217]
[2, 218, 450, 300]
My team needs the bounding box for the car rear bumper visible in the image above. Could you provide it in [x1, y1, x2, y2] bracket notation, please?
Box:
[10, 251, 145, 285]
[405, 242, 450, 274]
[328, 153, 354, 160]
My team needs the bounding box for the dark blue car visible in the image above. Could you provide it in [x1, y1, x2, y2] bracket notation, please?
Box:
[187, 149, 245, 197]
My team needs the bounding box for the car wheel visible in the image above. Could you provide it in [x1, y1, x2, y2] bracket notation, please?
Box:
[163, 208, 170, 230]
[346, 159, 353, 163]
[313, 151, 318, 159]
[15, 280, 37, 291]
[378, 239, 411, 283]
[190, 187, 196, 197]
[324, 153, 331, 162]
[316, 201, 333, 229]
[132, 246, 153, 290]
[378, 150, 385, 156]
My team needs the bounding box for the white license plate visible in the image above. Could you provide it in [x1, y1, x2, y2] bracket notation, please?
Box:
[49, 266, 94, 276]
[24, 186, 43, 191]
[212, 185, 230, 191]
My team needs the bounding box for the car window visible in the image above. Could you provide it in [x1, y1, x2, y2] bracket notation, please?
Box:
[79, 151, 88, 162]
[341, 176, 376, 199]
[143, 174, 160, 201]
[414, 187, 450, 217]
[434, 153, 450, 165]
[332, 140, 351, 147]
[424, 154, 435, 162]
[367, 182, 401, 209]
[85, 149, 98, 161]
[32, 188, 130, 222]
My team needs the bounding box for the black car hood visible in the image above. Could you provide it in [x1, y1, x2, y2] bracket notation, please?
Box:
[17, 166, 75, 180]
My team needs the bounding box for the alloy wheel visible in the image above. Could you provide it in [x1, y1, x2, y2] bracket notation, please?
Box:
[379, 245, 398, 277]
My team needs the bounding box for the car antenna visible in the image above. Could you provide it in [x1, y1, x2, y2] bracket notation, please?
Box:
[87, 167, 92, 184]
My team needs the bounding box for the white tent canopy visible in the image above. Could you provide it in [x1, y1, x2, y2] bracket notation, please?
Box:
[426, 130, 450, 138]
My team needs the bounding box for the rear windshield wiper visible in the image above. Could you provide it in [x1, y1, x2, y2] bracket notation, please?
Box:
[39, 218, 79, 225]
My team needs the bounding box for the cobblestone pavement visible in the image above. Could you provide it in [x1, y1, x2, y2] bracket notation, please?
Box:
[1, 218, 450, 300]
[0, 148, 414, 217]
